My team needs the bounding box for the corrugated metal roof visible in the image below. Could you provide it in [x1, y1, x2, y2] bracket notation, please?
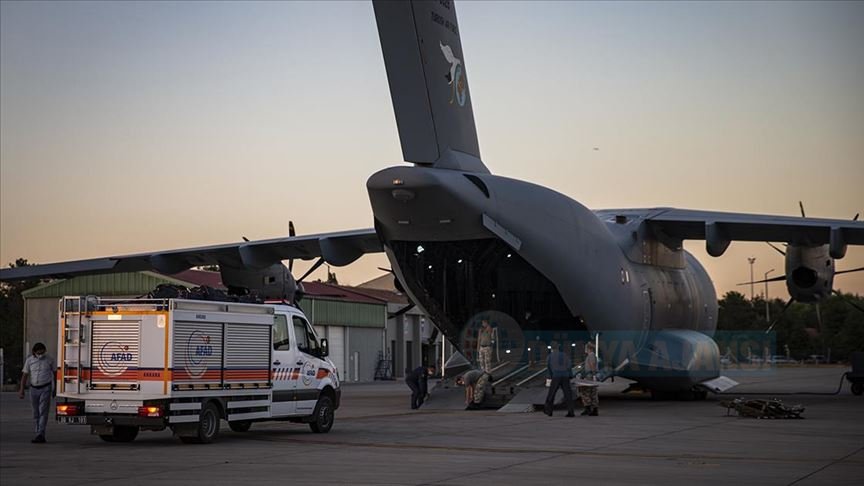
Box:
[22, 271, 193, 298]
[301, 281, 383, 304]
[345, 286, 410, 305]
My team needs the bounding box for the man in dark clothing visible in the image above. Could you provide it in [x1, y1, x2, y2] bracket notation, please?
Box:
[405, 365, 435, 409]
[543, 341, 575, 417]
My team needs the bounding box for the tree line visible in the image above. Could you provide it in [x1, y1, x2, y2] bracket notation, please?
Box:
[717, 290, 864, 362]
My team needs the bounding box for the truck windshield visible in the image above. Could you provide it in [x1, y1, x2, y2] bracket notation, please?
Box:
[293, 316, 320, 356]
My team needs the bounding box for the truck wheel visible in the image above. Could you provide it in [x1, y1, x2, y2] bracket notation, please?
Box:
[853, 383, 863, 396]
[99, 426, 139, 443]
[309, 396, 334, 434]
[181, 402, 221, 444]
[228, 420, 252, 433]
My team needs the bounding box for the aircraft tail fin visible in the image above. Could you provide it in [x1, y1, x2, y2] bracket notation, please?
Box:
[373, 0, 488, 173]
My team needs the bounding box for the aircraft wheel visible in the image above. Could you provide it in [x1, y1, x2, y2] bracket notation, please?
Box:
[852, 383, 863, 396]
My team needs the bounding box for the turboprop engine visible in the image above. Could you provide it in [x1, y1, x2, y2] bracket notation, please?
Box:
[784, 244, 834, 303]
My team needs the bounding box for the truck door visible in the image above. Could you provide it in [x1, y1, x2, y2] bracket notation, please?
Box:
[292, 314, 322, 414]
[270, 313, 295, 417]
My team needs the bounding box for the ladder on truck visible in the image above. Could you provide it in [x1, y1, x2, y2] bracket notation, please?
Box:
[60, 296, 89, 394]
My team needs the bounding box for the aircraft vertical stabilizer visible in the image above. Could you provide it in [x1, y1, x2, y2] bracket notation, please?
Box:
[373, 0, 488, 173]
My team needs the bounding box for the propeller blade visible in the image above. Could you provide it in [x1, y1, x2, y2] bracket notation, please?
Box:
[297, 257, 326, 283]
[737, 275, 786, 286]
[766, 242, 786, 256]
[288, 221, 296, 272]
[242, 236, 249, 242]
[766, 298, 795, 334]
[373, 266, 419, 313]
[833, 290, 864, 313]
[799, 201, 806, 218]
[387, 302, 416, 319]
[835, 266, 864, 276]
[854, 213, 859, 221]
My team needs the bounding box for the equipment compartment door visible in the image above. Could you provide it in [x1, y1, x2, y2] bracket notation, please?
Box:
[91, 320, 141, 387]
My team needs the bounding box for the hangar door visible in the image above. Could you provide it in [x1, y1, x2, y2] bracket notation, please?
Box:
[316, 325, 345, 380]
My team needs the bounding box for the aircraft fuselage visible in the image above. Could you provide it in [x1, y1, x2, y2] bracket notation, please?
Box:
[368, 166, 720, 386]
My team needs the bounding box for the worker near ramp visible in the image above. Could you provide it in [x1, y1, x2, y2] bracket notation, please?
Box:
[405, 365, 436, 409]
[543, 341, 576, 417]
[477, 319, 494, 372]
[578, 342, 600, 416]
[456, 368, 492, 409]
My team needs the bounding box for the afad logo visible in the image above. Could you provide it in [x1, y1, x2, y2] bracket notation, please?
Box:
[184, 330, 213, 379]
[440, 42, 467, 107]
[97, 341, 134, 377]
[301, 361, 316, 387]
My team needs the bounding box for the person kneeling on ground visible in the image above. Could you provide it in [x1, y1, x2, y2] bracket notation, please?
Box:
[456, 369, 492, 410]
[405, 365, 436, 409]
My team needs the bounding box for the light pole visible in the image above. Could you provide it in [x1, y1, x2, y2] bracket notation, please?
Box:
[747, 257, 757, 300]
[764, 269, 774, 322]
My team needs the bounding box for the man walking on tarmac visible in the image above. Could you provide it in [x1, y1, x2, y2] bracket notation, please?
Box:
[405, 364, 436, 409]
[543, 341, 575, 417]
[19, 343, 55, 443]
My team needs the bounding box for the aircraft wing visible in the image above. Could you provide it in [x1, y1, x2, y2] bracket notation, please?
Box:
[0, 228, 382, 281]
[595, 208, 864, 257]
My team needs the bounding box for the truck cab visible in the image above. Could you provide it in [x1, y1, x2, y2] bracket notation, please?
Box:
[268, 305, 340, 428]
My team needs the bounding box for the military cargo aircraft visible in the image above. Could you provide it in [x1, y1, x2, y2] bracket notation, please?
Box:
[2, 0, 862, 396]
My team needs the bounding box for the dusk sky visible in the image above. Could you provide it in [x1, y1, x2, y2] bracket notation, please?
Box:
[1, 1, 862, 299]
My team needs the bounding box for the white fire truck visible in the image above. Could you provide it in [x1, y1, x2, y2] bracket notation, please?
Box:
[54, 296, 340, 444]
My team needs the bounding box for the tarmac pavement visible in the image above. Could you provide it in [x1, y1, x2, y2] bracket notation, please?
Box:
[1, 366, 861, 485]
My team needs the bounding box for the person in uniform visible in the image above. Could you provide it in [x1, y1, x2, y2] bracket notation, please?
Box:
[18, 343, 55, 443]
[477, 319, 494, 372]
[405, 365, 435, 409]
[543, 341, 575, 417]
[456, 368, 492, 409]
[578, 342, 600, 416]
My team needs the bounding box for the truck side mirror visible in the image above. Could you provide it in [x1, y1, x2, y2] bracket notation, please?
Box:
[320, 338, 329, 358]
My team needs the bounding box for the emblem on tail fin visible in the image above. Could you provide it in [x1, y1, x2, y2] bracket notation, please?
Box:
[440, 41, 467, 106]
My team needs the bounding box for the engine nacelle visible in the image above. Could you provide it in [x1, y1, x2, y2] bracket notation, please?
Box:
[220, 263, 298, 302]
[785, 244, 834, 303]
